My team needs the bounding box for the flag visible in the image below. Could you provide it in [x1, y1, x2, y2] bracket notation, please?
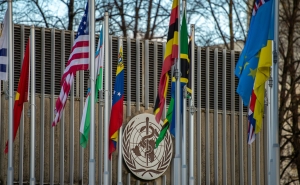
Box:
[155, 7, 189, 147]
[0, 9, 9, 81]
[79, 27, 104, 148]
[108, 44, 124, 159]
[247, 91, 257, 144]
[4, 39, 30, 153]
[186, 35, 193, 97]
[170, 8, 189, 137]
[95, 26, 104, 92]
[52, 2, 89, 127]
[155, 78, 175, 148]
[80, 89, 90, 148]
[153, 0, 178, 123]
[236, 54, 259, 105]
[235, 0, 273, 78]
[235, 0, 274, 106]
[253, 40, 272, 133]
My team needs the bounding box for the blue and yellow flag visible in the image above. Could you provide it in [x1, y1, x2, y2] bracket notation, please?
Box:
[236, 54, 259, 105]
[235, 0, 274, 105]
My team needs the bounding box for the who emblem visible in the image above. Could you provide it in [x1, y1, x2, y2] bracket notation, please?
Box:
[122, 113, 173, 180]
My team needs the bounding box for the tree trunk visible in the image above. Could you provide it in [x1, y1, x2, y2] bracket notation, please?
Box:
[67, 0, 74, 30]
[144, 0, 153, 39]
[229, 0, 234, 50]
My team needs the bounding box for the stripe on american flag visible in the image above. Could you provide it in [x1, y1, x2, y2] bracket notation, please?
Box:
[61, 35, 89, 84]
[52, 2, 89, 127]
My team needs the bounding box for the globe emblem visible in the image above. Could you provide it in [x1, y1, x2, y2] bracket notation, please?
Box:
[123, 113, 173, 180]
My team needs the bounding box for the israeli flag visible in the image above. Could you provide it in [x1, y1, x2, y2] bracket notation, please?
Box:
[0, 9, 8, 81]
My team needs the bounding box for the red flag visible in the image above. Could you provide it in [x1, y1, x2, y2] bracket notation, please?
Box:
[4, 39, 30, 153]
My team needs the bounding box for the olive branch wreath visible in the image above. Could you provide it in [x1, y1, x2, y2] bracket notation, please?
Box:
[122, 120, 173, 177]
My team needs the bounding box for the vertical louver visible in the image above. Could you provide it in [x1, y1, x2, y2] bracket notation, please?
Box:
[226, 50, 232, 111]
[35, 29, 42, 95]
[201, 48, 207, 109]
[44, 29, 52, 95]
[13, 25, 21, 92]
[193, 46, 199, 108]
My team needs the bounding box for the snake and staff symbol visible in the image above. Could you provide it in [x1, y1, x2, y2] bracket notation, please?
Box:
[131, 117, 159, 165]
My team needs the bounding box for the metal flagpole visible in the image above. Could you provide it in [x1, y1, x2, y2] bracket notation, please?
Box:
[117, 37, 123, 185]
[19, 24, 25, 185]
[29, 25, 36, 185]
[182, 86, 187, 185]
[40, 26, 45, 185]
[98, 22, 104, 185]
[103, 11, 110, 185]
[98, 28, 104, 185]
[267, 79, 271, 185]
[7, 0, 14, 184]
[188, 24, 195, 185]
[117, 126, 123, 185]
[69, 30, 75, 185]
[270, 0, 280, 183]
[173, 0, 181, 184]
[60, 30, 65, 185]
[89, 0, 96, 184]
[181, 2, 187, 185]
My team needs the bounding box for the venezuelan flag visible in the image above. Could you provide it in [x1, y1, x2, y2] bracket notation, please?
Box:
[108, 44, 124, 159]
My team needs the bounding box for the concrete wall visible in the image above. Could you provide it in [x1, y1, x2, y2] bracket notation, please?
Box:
[0, 95, 265, 185]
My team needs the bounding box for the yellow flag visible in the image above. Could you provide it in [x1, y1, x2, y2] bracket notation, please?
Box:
[253, 40, 272, 133]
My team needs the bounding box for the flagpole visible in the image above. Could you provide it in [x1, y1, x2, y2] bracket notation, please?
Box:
[98, 21, 104, 185]
[29, 25, 36, 185]
[174, 0, 181, 184]
[117, 126, 123, 185]
[103, 11, 110, 185]
[117, 37, 123, 185]
[89, 0, 96, 184]
[181, 2, 187, 185]
[189, 24, 195, 185]
[7, 0, 14, 184]
[182, 85, 187, 185]
[266, 79, 271, 185]
[271, 0, 279, 183]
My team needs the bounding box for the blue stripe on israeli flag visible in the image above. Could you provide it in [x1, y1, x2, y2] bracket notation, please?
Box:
[0, 48, 7, 56]
[0, 64, 6, 72]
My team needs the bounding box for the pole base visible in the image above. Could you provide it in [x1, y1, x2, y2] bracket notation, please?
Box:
[103, 171, 109, 185]
[189, 177, 195, 185]
[182, 165, 187, 185]
[7, 167, 13, 185]
[89, 159, 95, 185]
[30, 177, 36, 185]
[172, 157, 181, 185]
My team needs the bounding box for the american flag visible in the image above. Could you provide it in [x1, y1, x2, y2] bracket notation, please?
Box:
[247, 91, 257, 144]
[52, 3, 89, 127]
